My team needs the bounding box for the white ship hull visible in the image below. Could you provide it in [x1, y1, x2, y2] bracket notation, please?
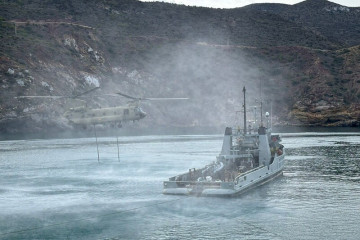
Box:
[163, 153, 285, 197]
[163, 87, 285, 197]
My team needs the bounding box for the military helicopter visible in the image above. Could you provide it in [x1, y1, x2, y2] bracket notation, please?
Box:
[63, 91, 188, 127]
[16, 87, 188, 162]
[16, 87, 188, 128]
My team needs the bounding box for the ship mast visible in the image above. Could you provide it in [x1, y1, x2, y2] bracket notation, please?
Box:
[260, 79, 263, 127]
[260, 100, 263, 127]
[243, 86, 247, 134]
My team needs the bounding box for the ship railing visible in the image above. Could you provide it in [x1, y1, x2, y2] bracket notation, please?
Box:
[234, 165, 265, 183]
[226, 151, 253, 158]
[231, 127, 259, 137]
[232, 128, 244, 136]
[163, 180, 222, 189]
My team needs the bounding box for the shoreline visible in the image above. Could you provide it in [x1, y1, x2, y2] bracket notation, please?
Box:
[1, 125, 360, 141]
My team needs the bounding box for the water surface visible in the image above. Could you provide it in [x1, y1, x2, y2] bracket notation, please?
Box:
[0, 133, 359, 239]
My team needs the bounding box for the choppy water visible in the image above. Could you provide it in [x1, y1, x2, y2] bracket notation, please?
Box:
[0, 133, 359, 240]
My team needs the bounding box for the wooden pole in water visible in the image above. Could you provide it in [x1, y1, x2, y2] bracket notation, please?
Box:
[93, 124, 100, 162]
[116, 135, 120, 162]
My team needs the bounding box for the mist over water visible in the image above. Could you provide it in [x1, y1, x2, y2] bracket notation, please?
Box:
[1, 133, 360, 239]
[107, 32, 288, 128]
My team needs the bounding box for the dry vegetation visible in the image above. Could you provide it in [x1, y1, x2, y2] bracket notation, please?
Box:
[0, 0, 359, 134]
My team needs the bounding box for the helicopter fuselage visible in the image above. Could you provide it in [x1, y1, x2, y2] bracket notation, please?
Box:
[16, 88, 186, 128]
[64, 105, 146, 125]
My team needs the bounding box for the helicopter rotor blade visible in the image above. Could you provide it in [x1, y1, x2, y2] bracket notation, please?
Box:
[115, 92, 142, 100]
[15, 87, 101, 100]
[115, 92, 189, 101]
[102, 94, 120, 97]
[15, 96, 65, 99]
[145, 98, 189, 101]
[71, 86, 100, 99]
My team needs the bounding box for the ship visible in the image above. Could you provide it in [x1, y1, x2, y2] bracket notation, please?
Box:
[163, 87, 285, 197]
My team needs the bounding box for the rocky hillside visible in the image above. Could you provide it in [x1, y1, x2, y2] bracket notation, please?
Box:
[0, 0, 359, 135]
[244, 0, 360, 47]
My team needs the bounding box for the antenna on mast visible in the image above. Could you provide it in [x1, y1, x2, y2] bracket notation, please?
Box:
[243, 86, 247, 135]
[260, 100, 263, 127]
[270, 100, 273, 130]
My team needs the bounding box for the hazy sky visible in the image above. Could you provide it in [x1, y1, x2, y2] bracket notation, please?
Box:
[140, 0, 359, 8]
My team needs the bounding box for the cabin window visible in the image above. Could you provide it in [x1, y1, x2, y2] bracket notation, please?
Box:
[124, 109, 129, 115]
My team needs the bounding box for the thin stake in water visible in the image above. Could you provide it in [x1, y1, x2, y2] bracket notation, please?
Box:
[93, 124, 100, 162]
[116, 135, 120, 162]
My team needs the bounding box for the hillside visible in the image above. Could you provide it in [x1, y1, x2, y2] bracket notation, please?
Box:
[244, 0, 360, 47]
[0, 0, 359, 136]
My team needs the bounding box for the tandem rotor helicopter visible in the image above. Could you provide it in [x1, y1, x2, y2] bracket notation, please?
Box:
[17, 87, 188, 128]
[16, 87, 188, 162]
